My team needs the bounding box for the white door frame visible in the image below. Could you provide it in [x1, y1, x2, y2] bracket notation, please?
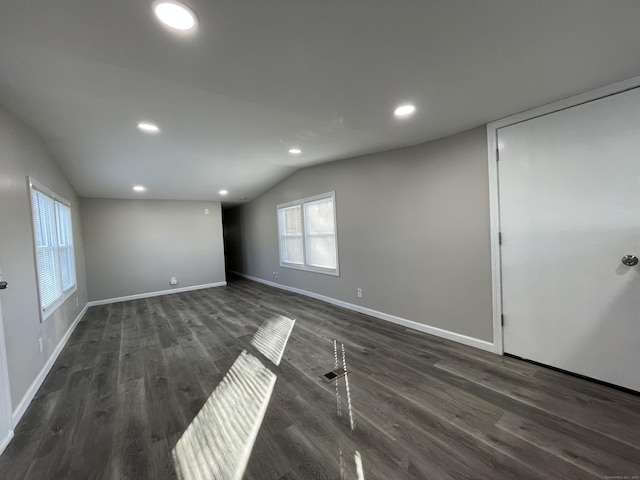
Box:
[486, 74, 640, 355]
[0, 297, 14, 454]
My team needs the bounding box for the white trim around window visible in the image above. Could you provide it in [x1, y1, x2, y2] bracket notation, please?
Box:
[277, 192, 339, 276]
[28, 178, 77, 321]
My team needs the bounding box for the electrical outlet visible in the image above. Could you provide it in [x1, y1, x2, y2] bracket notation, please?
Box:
[38, 337, 44, 352]
[204, 208, 209, 215]
[170, 276, 178, 285]
[272, 271, 278, 278]
[357, 288, 363, 298]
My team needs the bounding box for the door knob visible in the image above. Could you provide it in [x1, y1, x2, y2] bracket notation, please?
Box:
[0, 281, 7, 290]
[621, 255, 639, 267]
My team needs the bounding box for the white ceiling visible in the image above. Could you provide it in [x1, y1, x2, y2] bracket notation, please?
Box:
[1, 0, 639, 204]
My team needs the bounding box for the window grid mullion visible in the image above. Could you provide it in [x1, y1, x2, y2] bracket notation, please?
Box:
[277, 191, 338, 275]
[300, 203, 308, 268]
[53, 201, 64, 298]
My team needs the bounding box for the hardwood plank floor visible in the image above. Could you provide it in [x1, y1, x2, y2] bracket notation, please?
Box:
[1, 276, 638, 479]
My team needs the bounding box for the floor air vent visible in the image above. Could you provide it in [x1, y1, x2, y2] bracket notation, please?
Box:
[321, 366, 348, 383]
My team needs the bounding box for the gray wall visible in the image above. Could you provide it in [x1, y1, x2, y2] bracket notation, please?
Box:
[81, 199, 226, 301]
[225, 127, 493, 342]
[0, 104, 88, 408]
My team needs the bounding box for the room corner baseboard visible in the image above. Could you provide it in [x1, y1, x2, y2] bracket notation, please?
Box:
[229, 271, 494, 353]
[12, 304, 88, 427]
[86, 282, 228, 307]
[0, 429, 14, 456]
[11, 282, 228, 429]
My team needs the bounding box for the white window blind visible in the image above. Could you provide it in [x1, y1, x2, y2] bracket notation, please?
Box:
[30, 181, 76, 318]
[277, 192, 338, 275]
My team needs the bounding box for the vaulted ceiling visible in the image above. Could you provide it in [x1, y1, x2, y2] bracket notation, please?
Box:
[1, 0, 639, 204]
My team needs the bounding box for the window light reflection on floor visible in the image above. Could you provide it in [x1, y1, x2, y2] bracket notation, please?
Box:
[172, 350, 277, 480]
[172, 314, 297, 480]
[355, 451, 365, 480]
[334, 339, 365, 479]
[250, 314, 296, 366]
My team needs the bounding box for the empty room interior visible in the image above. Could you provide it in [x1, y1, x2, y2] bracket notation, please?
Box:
[1, 1, 640, 479]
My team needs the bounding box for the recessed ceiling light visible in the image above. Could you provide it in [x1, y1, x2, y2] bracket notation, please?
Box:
[137, 122, 159, 133]
[133, 185, 146, 192]
[288, 148, 302, 155]
[394, 104, 416, 117]
[219, 190, 228, 196]
[153, 1, 197, 31]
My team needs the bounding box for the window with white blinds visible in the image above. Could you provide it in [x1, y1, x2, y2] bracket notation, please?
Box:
[277, 192, 338, 275]
[30, 180, 76, 319]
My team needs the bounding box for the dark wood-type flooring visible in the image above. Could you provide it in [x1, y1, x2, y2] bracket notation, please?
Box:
[1, 277, 639, 479]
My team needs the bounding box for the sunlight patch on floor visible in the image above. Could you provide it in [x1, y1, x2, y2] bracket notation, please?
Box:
[334, 340, 365, 479]
[172, 350, 276, 480]
[250, 315, 295, 366]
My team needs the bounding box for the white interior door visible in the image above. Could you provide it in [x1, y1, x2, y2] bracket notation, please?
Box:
[498, 87, 640, 392]
[0, 293, 13, 451]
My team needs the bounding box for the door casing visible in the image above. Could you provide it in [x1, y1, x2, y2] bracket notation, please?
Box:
[486, 74, 640, 355]
[0, 296, 14, 454]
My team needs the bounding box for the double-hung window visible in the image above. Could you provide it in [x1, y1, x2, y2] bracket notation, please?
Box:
[30, 179, 76, 320]
[277, 192, 338, 275]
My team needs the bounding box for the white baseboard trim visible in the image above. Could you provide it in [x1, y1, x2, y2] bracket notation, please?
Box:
[12, 304, 88, 426]
[230, 272, 494, 353]
[87, 282, 228, 307]
[10, 282, 228, 429]
[0, 430, 14, 456]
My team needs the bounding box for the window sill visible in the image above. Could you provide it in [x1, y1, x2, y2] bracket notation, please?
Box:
[41, 284, 78, 322]
[279, 262, 340, 277]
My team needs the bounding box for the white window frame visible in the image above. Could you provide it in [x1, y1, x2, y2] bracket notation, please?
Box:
[277, 192, 339, 276]
[28, 178, 77, 321]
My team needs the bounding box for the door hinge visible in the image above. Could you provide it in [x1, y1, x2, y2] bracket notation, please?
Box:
[498, 232, 502, 245]
[501, 314, 504, 326]
[496, 147, 500, 161]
